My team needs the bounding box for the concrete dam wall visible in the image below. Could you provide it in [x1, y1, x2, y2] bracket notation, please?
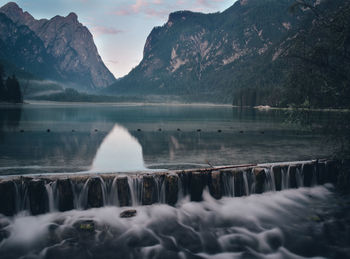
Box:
[0, 160, 340, 216]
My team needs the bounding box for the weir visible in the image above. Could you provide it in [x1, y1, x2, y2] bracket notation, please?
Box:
[0, 159, 340, 216]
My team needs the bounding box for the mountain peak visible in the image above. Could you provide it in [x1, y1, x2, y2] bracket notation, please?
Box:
[0, 1, 35, 25]
[66, 12, 78, 22]
[0, 2, 23, 16]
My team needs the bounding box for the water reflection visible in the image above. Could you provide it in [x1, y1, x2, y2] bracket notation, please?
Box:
[90, 124, 147, 172]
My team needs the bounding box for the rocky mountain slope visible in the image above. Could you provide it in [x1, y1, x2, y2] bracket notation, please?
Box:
[107, 0, 299, 101]
[0, 2, 115, 90]
[107, 0, 347, 105]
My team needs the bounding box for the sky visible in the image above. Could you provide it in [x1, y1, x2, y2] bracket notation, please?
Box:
[0, 0, 235, 78]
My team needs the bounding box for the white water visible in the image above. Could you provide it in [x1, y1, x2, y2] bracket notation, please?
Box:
[0, 185, 337, 259]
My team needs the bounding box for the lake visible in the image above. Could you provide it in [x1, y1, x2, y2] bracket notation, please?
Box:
[0, 102, 349, 259]
[0, 102, 336, 175]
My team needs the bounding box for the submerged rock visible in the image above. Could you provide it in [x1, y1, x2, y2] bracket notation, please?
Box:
[73, 219, 95, 232]
[120, 209, 137, 218]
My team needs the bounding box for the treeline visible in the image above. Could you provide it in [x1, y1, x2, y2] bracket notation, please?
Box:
[0, 64, 23, 103]
[283, 0, 350, 109]
[230, 0, 350, 108]
[33, 88, 145, 103]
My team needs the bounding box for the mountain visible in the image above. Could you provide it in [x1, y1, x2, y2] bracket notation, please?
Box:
[107, 0, 348, 105]
[0, 2, 115, 90]
[107, 0, 300, 102]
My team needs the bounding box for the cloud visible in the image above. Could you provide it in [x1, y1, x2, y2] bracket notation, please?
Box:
[113, 0, 229, 19]
[91, 26, 123, 36]
[196, 0, 226, 8]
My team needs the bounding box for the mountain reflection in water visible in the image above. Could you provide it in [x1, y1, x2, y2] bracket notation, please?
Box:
[91, 124, 147, 172]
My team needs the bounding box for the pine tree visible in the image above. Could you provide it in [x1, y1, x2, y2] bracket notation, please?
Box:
[5, 75, 23, 103]
[0, 64, 5, 102]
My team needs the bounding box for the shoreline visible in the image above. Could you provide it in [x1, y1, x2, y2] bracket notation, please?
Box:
[1, 100, 349, 112]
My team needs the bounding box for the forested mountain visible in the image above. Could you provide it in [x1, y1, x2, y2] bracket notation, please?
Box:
[107, 0, 350, 107]
[0, 2, 115, 90]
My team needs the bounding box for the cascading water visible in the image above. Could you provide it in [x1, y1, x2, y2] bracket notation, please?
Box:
[0, 160, 339, 217]
[0, 160, 346, 259]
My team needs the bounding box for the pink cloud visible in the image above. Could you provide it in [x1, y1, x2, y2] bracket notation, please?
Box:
[113, 0, 228, 19]
[91, 26, 124, 36]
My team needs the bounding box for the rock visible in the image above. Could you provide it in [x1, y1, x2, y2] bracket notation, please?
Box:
[87, 178, 104, 208]
[209, 171, 222, 199]
[272, 166, 282, 191]
[288, 165, 298, 188]
[303, 163, 314, 187]
[28, 179, 49, 215]
[190, 171, 206, 201]
[0, 229, 10, 243]
[57, 179, 74, 212]
[253, 167, 266, 194]
[120, 209, 137, 218]
[0, 181, 17, 216]
[142, 175, 157, 205]
[117, 177, 131, 207]
[177, 171, 190, 197]
[234, 170, 245, 197]
[325, 160, 339, 184]
[165, 175, 179, 205]
[317, 161, 326, 185]
[73, 219, 95, 232]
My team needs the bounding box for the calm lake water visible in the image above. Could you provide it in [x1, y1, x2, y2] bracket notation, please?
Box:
[0, 102, 336, 175]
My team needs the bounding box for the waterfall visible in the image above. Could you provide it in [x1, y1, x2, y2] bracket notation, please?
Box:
[242, 171, 250, 196]
[110, 177, 119, 206]
[281, 166, 288, 190]
[0, 160, 339, 217]
[263, 167, 276, 192]
[77, 178, 90, 209]
[128, 176, 142, 206]
[222, 172, 235, 197]
[45, 181, 58, 212]
[296, 167, 304, 187]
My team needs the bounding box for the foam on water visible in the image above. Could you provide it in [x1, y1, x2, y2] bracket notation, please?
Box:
[1, 185, 349, 259]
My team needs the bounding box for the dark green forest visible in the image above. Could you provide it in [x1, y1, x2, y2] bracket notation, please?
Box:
[0, 64, 23, 103]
